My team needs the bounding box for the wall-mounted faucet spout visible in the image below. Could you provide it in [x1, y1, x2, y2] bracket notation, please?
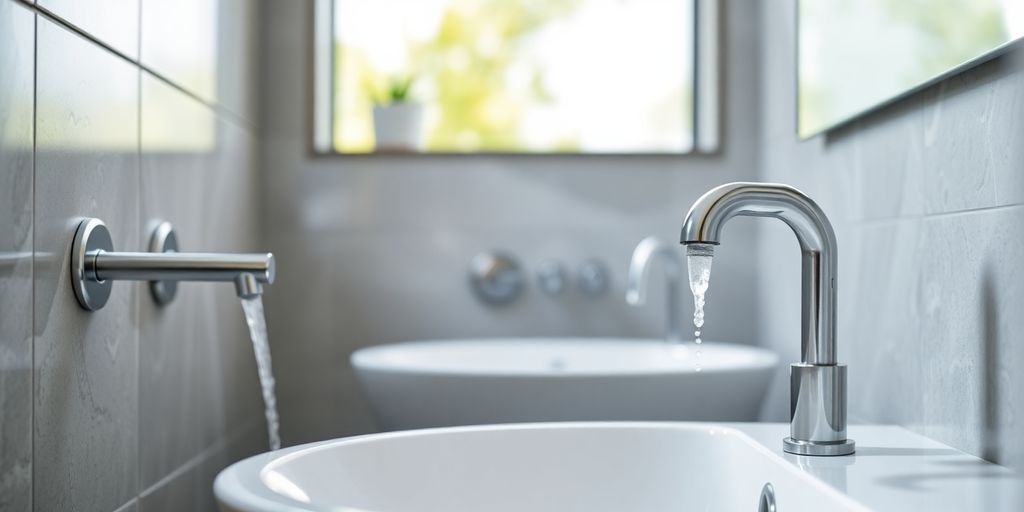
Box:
[89, 251, 273, 286]
[680, 182, 854, 456]
[71, 218, 275, 311]
[626, 236, 684, 343]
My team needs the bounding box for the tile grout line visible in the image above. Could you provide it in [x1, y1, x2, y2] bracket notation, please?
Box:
[112, 497, 139, 512]
[137, 418, 264, 501]
[29, 6, 37, 512]
[135, 0, 143, 504]
[855, 202, 1024, 227]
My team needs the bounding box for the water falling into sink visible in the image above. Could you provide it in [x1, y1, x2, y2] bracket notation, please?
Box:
[687, 244, 714, 371]
[241, 296, 281, 451]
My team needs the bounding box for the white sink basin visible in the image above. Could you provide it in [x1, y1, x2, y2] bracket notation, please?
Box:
[351, 338, 779, 430]
[215, 422, 864, 512]
[215, 422, 1023, 512]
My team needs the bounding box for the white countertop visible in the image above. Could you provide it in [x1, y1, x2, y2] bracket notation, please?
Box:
[727, 423, 1023, 511]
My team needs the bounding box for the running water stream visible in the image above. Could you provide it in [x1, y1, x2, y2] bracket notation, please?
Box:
[240, 296, 281, 451]
[686, 244, 714, 371]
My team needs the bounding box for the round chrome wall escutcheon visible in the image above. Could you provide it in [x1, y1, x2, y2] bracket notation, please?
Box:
[71, 218, 114, 311]
[468, 251, 525, 306]
[149, 221, 179, 305]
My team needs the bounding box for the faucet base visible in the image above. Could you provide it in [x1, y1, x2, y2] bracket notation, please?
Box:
[783, 437, 855, 456]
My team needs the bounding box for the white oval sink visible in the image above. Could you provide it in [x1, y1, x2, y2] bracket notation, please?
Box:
[215, 422, 866, 512]
[351, 338, 779, 430]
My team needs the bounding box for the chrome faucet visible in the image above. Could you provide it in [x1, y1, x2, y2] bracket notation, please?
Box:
[71, 218, 275, 311]
[680, 182, 854, 456]
[626, 236, 684, 343]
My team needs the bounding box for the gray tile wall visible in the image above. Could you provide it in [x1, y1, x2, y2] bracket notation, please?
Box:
[258, 0, 765, 444]
[757, 0, 1024, 466]
[0, 1, 35, 509]
[0, 0, 264, 510]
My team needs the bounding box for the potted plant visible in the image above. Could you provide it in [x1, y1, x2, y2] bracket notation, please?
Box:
[372, 76, 424, 152]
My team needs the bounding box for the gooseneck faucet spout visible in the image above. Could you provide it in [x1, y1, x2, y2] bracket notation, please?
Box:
[626, 236, 684, 343]
[680, 182, 854, 456]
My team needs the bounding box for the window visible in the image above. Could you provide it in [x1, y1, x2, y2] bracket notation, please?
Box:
[314, 0, 719, 154]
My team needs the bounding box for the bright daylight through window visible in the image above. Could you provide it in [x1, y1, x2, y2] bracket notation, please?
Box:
[314, 0, 719, 154]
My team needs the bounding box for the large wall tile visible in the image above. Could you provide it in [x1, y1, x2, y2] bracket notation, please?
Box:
[140, 0, 217, 103]
[843, 220, 926, 427]
[0, 1, 34, 510]
[139, 72, 224, 487]
[139, 74, 265, 493]
[216, 0, 257, 121]
[34, 18, 140, 511]
[848, 101, 926, 221]
[918, 61, 1007, 215]
[916, 207, 1024, 464]
[207, 117, 264, 443]
[989, 53, 1024, 208]
[38, 0, 138, 58]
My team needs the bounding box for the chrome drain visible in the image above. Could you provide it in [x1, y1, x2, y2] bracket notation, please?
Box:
[758, 483, 776, 512]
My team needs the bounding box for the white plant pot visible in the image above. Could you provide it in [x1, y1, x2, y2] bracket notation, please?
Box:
[372, 103, 424, 152]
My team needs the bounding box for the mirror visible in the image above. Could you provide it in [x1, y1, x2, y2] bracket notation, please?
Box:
[798, 0, 1023, 138]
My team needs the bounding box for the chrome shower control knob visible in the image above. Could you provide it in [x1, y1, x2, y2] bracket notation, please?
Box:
[535, 259, 567, 296]
[468, 251, 525, 306]
[576, 259, 610, 297]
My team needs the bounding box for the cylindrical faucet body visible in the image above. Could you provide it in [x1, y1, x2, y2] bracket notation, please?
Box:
[680, 182, 854, 456]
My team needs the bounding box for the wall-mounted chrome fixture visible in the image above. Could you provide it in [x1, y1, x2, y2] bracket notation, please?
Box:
[535, 259, 567, 296]
[576, 259, 609, 297]
[71, 218, 275, 311]
[681, 182, 854, 456]
[468, 251, 524, 306]
[626, 237, 684, 342]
